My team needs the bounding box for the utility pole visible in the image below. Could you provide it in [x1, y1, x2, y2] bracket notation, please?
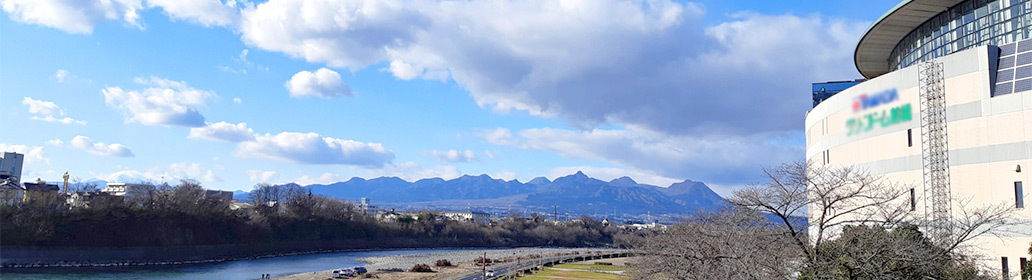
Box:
[553, 205, 558, 222]
[482, 251, 487, 280]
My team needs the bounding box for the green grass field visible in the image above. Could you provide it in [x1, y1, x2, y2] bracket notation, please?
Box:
[518, 263, 630, 280]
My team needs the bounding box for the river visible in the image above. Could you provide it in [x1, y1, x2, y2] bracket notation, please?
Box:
[0, 248, 459, 280]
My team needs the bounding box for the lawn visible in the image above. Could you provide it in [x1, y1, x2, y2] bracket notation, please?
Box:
[519, 263, 629, 280]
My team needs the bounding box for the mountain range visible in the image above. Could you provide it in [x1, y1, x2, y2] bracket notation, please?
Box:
[288, 171, 728, 221]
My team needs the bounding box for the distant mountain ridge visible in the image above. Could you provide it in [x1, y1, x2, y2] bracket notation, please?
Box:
[296, 171, 727, 218]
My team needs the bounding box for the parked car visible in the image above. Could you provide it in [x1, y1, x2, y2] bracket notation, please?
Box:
[486, 270, 496, 277]
[353, 266, 368, 274]
[332, 269, 341, 278]
[342, 268, 355, 276]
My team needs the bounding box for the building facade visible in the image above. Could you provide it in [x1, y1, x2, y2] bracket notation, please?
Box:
[808, 0, 1032, 277]
[0, 152, 24, 188]
[102, 183, 156, 205]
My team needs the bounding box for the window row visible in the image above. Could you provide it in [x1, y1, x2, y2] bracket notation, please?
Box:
[889, 0, 1032, 71]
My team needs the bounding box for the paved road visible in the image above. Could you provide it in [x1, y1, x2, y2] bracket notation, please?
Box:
[455, 253, 626, 280]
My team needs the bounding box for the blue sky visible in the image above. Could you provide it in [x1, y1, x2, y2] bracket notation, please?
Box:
[0, 0, 898, 194]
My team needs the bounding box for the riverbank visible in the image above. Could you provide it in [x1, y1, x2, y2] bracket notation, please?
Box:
[274, 247, 626, 280]
[1, 239, 595, 269]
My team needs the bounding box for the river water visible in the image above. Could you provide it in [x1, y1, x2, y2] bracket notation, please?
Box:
[0, 248, 459, 280]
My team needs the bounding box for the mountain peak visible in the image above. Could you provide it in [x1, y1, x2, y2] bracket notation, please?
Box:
[609, 176, 638, 186]
[663, 179, 714, 196]
[527, 177, 551, 185]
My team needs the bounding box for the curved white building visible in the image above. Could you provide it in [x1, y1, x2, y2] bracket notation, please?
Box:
[807, 0, 1032, 277]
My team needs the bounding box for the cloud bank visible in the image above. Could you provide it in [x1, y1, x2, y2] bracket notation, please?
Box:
[22, 97, 86, 125]
[188, 122, 256, 142]
[234, 132, 394, 167]
[70, 135, 135, 157]
[103, 76, 216, 127]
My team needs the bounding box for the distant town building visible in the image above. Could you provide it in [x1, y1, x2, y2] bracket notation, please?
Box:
[0, 181, 22, 206]
[441, 211, 491, 224]
[22, 178, 60, 205]
[229, 202, 255, 211]
[67, 191, 118, 209]
[359, 197, 377, 214]
[204, 190, 233, 201]
[102, 183, 156, 205]
[102, 183, 155, 197]
[0, 152, 25, 204]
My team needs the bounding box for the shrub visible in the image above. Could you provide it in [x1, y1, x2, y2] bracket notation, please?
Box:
[595, 262, 613, 266]
[434, 259, 453, 267]
[408, 264, 434, 273]
[377, 268, 404, 272]
[475, 257, 493, 264]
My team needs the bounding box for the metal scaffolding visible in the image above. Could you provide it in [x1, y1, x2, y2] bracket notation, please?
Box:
[918, 61, 952, 244]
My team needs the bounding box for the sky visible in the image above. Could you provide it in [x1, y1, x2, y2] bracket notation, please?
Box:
[0, 0, 900, 195]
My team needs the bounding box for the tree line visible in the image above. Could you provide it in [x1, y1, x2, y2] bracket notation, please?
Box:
[0, 181, 618, 248]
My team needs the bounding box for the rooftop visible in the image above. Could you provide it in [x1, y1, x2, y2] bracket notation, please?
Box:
[855, 0, 963, 78]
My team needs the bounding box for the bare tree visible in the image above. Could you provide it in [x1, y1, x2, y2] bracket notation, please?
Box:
[67, 177, 98, 193]
[932, 197, 1017, 255]
[730, 160, 1014, 278]
[731, 161, 910, 263]
[633, 209, 801, 280]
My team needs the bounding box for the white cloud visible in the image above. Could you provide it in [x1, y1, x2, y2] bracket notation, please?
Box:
[55, 69, 69, 82]
[358, 161, 461, 182]
[1, 0, 144, 34]
[485, 126, 801, 185]
[220, 49, 268, 74]
[481, 128, 515, 146]
[22, 97, 86, 125]
[30, 115, 87, 125]
[147, 0, 240, 27]
[239, 0, 425, 70]
[53, 69, 89, 83]
[493, 170, 516, 181]
[430, 149, 478, 163]
[239, 1, 864, 138]
[544, 166, 680, 187]
[188, 121, 255, 142]
[0, 143, 49, 165]
[70, 135, 135, 157]
[45, 139, 63, 147]
[284, 68, 353, 98]
[233, 97, 242, 104]
[294, 172, 344, 185]
[234, 131, 394, 167]
[22, 97, 60, 116]
[102, 76, 216, 127]
[95, 162, 222, 184]
[247, 170, 280, 183]
[483, 150, 496, 159]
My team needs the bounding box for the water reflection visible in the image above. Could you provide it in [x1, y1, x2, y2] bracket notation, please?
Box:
[1, 249, 458, 280]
